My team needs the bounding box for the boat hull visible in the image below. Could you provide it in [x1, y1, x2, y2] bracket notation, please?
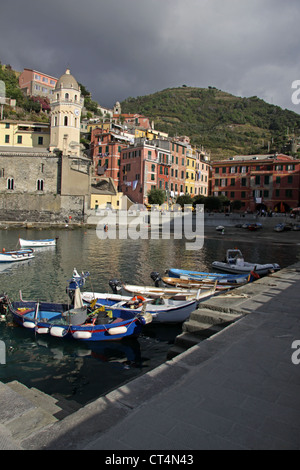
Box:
[122, 284, 200, 300]
[161, 277, 240, 290]
[0, 249, 34, 263]
[211, 261, 280, 276]
[19, 238, 56, 247]
[86, 293, 199, 323]
[4, 299, 143, 341]
[167, 268, 246, 281]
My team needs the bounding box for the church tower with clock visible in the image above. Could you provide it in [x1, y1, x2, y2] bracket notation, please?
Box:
[49, 69, 83, 157]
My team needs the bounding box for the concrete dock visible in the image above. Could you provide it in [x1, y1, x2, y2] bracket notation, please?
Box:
[1, 261, 300, 450]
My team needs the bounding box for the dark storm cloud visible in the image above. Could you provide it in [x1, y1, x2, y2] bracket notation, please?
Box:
[1, 0, 300, 112]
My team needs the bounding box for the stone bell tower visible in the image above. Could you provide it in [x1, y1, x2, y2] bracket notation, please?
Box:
[49, 69, 83, 157]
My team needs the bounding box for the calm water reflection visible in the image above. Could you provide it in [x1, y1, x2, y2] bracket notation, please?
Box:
[0, 227, 299, 405]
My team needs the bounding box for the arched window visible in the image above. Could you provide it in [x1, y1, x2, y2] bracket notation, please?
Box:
[54, 116, 58, 126]
[65, 93, 69, 100]
[64, 116, 68, 126]
[74, 95, 77, 101]
[37, 179, 44, 191]
[56, 93, 59, 100]
[7, 178, 14, 190]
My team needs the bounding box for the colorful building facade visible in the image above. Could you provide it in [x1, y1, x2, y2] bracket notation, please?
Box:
[119, 139, 171, 205]
[0, 120, 50, 148]
[211, 154, 300, 212]
[19, 68, 58, 98]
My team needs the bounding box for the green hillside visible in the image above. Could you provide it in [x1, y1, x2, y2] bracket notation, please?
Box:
[121, 86, 300, 160]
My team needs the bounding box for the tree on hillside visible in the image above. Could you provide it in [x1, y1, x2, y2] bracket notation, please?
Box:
[0, 64, 23, 103]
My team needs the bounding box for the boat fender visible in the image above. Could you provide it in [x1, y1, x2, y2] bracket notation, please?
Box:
[23, 321, 36, 329]
[50, 326, 67, 338]
[35, 327, 50, 334]
[108, 326, 128, 335]
[139, 312, 153, 325]
[72, 331, 92, 340]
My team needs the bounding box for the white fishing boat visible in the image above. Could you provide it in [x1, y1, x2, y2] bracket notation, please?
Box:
[81, 286, 215, 323]
[82, 293, 200, 323]
[0, 248, 34, 263]
[122, 283, 213, 300]
[212, 249, 280, 276]
[19, 238, 57, 248]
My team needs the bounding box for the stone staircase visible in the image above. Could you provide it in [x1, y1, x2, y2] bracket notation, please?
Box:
[167, 306, 243, 359]
[0, 380, 81, 449]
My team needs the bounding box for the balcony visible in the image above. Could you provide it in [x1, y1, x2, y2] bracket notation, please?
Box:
[50, 97, 84, 106]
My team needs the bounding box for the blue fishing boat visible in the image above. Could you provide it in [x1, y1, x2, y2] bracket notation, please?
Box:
[166, 267, 249, 283]
[0, 270, 151, 341]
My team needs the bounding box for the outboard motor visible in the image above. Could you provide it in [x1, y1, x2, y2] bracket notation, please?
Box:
[150, 271, 161, 287]
[109, 279, 123, 294]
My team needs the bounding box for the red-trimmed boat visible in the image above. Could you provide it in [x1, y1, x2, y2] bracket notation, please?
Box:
[0, 271, 151, 342]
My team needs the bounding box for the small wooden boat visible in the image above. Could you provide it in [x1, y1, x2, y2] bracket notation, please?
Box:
[0, 271, 151, 341]
[122, 283, 216, 301]
[83, 294, 200, 324]
[166, 268, 249, 282]
[0, 248, 34, 263]
[161, 276, 244, 291]
[212, 248, 280, 275]
[82, 283, 205, 323]
[19, 238, 57, 248]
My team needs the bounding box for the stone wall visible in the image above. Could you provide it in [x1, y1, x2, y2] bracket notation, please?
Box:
[0, 193, 87, 222]
[0, 150, 91, 222]
[0, 154, 59, 194]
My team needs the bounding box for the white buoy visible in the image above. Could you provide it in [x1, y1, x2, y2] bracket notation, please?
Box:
[35, 327, 49, 334]
[108, 326, 127, 335]
[50, 326, 67, 338]
[23, 321, 36, 329]
[72, 331, 92, 340]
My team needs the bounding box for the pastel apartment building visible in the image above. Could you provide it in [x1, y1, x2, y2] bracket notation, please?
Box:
[19, 68, 58, 98]
[194, 148, 211, 198]
[119, 138, 171, 205]
[169, 139, 188, 198]
[211, 153, 300, 212]
[0, 120, 50, 149]
[91, 127, 132, 188]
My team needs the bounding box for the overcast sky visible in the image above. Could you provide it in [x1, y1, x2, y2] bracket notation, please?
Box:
[1, 0, 300, 114]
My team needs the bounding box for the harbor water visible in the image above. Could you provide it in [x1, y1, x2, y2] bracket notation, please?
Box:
[0, 226, 299, 406]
